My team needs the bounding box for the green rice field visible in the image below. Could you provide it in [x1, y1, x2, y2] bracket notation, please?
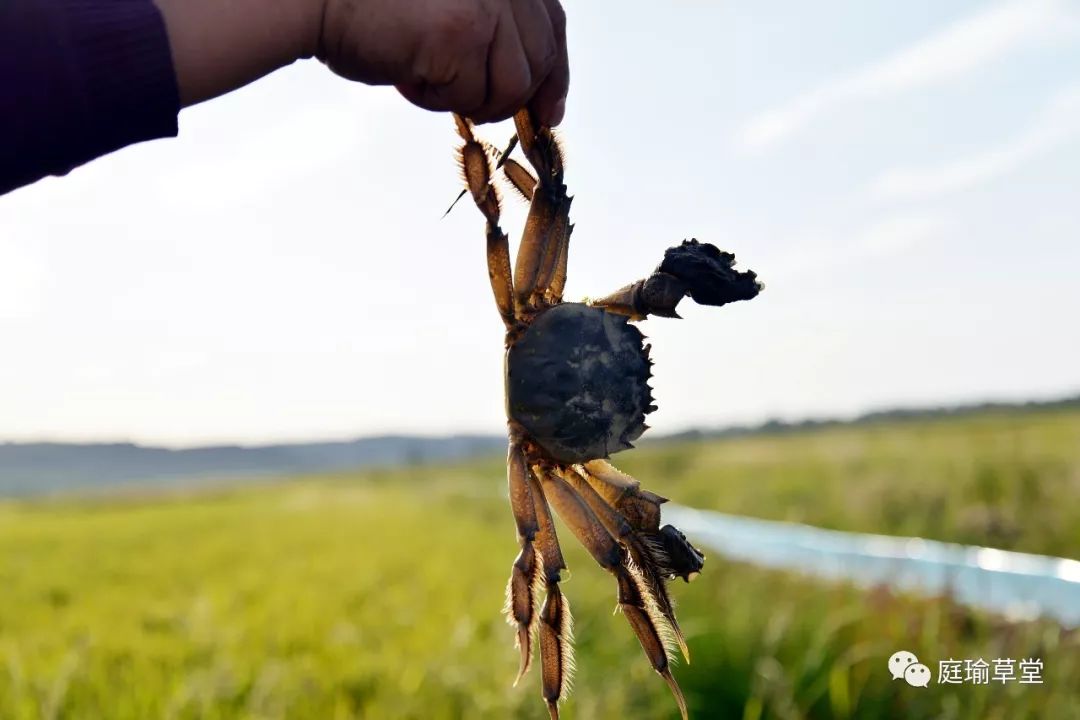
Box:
[1, 408, 1078, 718]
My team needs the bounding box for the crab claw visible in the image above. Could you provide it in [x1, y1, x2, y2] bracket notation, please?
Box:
[657, 238, 762, 308]
[591, 239, 761, 319]
[657, 525, 706, 583]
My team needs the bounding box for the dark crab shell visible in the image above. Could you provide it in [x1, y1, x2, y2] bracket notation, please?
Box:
[506, 303, 655, 464]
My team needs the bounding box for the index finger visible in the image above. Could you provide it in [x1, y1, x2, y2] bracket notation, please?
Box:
[527, 0, 568, 126]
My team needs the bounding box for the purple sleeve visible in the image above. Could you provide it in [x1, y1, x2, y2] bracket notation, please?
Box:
[0, 0, 180, 196]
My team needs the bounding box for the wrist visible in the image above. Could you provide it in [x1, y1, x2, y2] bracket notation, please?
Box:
[155, 0, 327, 107]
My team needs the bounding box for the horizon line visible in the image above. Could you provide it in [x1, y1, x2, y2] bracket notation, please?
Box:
[3, 390, 1076, 451]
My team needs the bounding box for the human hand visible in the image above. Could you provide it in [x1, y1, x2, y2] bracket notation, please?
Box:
[317, 0, 569, 125]
[158, 0, 567, 125]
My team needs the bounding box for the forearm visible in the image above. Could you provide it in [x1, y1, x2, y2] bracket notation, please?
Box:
[154, 0, 323, 107]
[1, 0, 569, 196]
[0, 0, 180, 195]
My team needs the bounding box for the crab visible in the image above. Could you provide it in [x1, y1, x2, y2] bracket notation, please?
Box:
[451, 109, 761, 719]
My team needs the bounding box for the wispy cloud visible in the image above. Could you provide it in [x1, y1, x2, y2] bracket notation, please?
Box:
[737, 0, 1079, 152]
[870, 85, 1080, 201]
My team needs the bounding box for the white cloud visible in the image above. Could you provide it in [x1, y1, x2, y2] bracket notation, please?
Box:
[738, 0, 1079, 151]
[870, 85, 1080, 201]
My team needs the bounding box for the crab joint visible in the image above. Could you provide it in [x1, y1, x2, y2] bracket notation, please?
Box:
[589, 280, 647, 320]
[591, 273, 688, 319]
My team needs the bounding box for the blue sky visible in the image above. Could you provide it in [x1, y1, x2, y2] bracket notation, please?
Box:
[2, 0, 1078, 446]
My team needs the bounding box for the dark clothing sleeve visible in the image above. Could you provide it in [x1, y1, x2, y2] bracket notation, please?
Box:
[0, 0, 180, 196]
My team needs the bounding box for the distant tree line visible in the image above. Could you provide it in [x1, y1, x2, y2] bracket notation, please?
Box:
[653, 394, 1080, 444]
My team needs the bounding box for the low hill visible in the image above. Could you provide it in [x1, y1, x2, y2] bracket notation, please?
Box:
[2, 394, 1076, 496]
[0, 435, 504, 496]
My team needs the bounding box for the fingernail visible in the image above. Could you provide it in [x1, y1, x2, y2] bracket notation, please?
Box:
[550, 98, 566, 126]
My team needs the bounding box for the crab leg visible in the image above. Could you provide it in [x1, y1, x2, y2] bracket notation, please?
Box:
[584, 461, 706, 583]
[514, 181, 558, 312]
[534, 198, 572, 306]
[519, 457, 573, 720]
[511, 109, 570, 313]
[544, 217, 573, 304]
[577, 460, 707, 664]
[453, 114, 516, 328]
[506, 441, 544, 683]
[580, 459, 643, 505]
[583, 459, 665, 533]
[558, 466, 690, 663]
[513, 108, 560, 180]
[527, 461, 568, 587]
[507, 440, 573, 695]
[502, 158, 536, 202]
[499, 154, 570, 307]
[539, 468, 689, 720]
[449, 133, 524, 213]
[582, 460, 665, 533]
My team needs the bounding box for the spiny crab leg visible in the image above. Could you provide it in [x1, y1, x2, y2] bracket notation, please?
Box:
[510, 432, 580, 719]
[495, 154, 571, 306]
[444, 129, 521, 217]
[535, 564, 574, 720]
[511, 109, 570, 314]
[592, 239, 762, 320]
[531, 471, 574, 720]
[558, 466, 690, 663]
[502, 158, 536, 202]
[538, 467, 689, 720]
[513, 108, 559, 179]
[507, 438, 572, 694]
[513, 109, 572, 307]
[584, 461, 706, 584]
[534, 197, 572, 306]
[506, 441, 544, 683]
[579, 460, 708, 661]
[544, 214, 572, 304]
[514, 183, 556, 312]
[455, 111, 569, 310]
[583, 460, 664, 535]
[453, 115, 516, 329]
[528, 465, 568, 586]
